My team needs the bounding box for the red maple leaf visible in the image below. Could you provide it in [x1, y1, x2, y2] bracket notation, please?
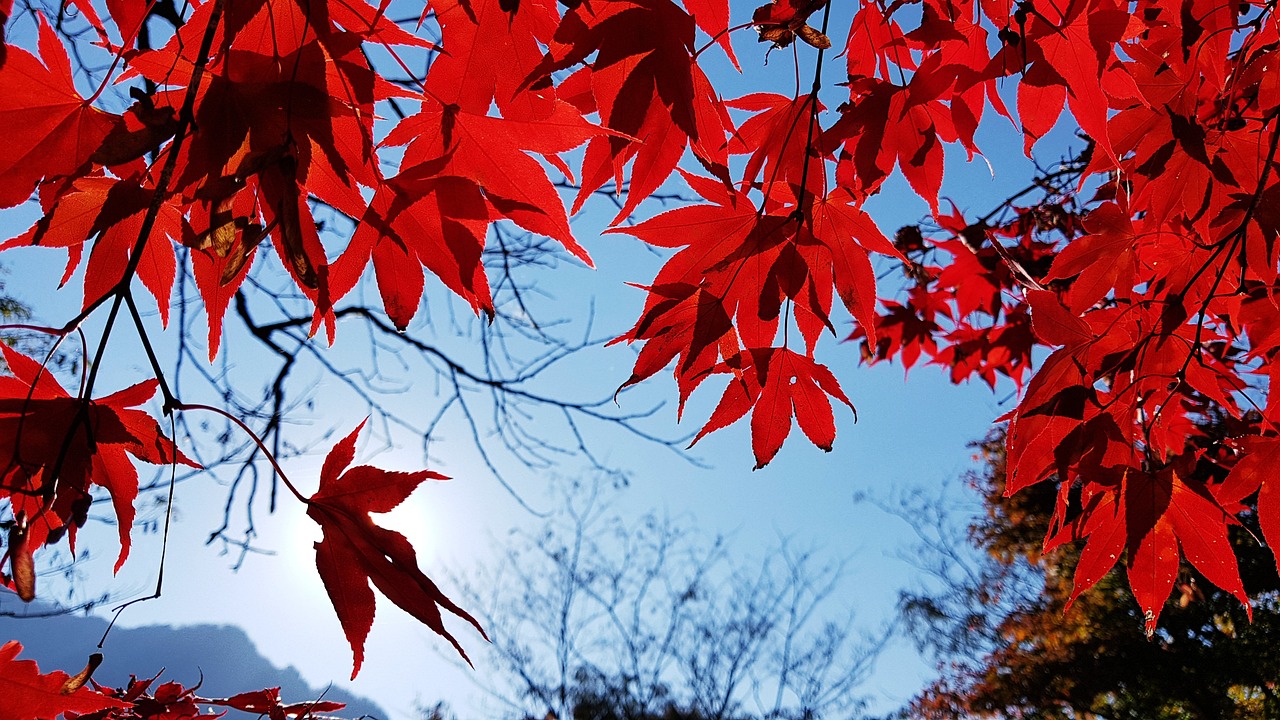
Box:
[1052, 469, 1248, 632]
[1217, 435, 1280, 577]
[342, 98, 604, 329]
[0, 346, 195, 597]
[685, 0, 738, 65]
[82, 673, 195, 718]
[1012, 0, 1128, 160]
[0, 15, 118, 209]
[528, 0, 733, 220]
[855, 295, 944, 371]
[121, 0, 399, 343]
[825, 78, 949, 213]
[2, 175, 187, 325]
[382, 98, 602, 261]
[609, 182, 892, 454]
[0, 641, 127, 719]
[425, 0, 564, 120]
[1043, 201, 1146, 314]
[80, 675, 344, 720]
[727, 93, 823, 195]
[343, 175, 492, 329]
[692, 347, 855, 469]
[808, 189, 903, 339]
[306, 420, 486, 677]
[606, 188, 785, 403]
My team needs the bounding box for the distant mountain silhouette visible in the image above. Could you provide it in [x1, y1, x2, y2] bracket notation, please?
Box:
[0, 606, 387, 718]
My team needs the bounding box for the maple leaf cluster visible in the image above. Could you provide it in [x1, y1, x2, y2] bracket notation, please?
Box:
[0, 0, 1278, 695]
[0, 639, 346, 720]
[839, 0, 1280, 633]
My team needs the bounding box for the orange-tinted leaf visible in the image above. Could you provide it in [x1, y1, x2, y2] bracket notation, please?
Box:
[751, 0, 827, 50]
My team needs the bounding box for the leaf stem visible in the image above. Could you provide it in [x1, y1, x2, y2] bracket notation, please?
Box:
[98, 412, 180, 649]
[124, 289, 176, 412]
[173, 402, 310, 504]
[792, 0, 834, 215]
[691, 21, 755, 60]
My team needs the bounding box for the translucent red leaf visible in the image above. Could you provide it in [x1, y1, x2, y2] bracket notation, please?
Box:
[0, 641, 126, 719]
[306, 421, 485, 678]
[345, 175, 493, 329]
[426, 0, 561, 119]
[1025, 289, 1091, 347]
[0, 346, 195, 588]
[683, 0, 738, 66]
[809, 190, 902, 340]
[3, 176, 183, 325]
[0, 16, 117, 209]
[529, 0, 732, 219]
[1218, 435, 1280, 577]
[692, 348, 854, 468]
[1025, 1, 1127, 162]
[1124, 470, 1249, 633]
[1064, 489, 1125, 606]
[382, 99, 600, 266]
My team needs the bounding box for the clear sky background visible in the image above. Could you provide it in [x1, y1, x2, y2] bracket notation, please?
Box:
[0, 0, 1084, 717]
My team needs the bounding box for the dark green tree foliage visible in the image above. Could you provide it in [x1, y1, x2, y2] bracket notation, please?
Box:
[900, 424, 1280, 719]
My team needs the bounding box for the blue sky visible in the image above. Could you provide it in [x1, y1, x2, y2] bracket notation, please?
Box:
[0, 0, 1085, 716]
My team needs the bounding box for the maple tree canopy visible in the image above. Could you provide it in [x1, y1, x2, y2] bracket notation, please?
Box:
[0, 0, 1279, 713]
